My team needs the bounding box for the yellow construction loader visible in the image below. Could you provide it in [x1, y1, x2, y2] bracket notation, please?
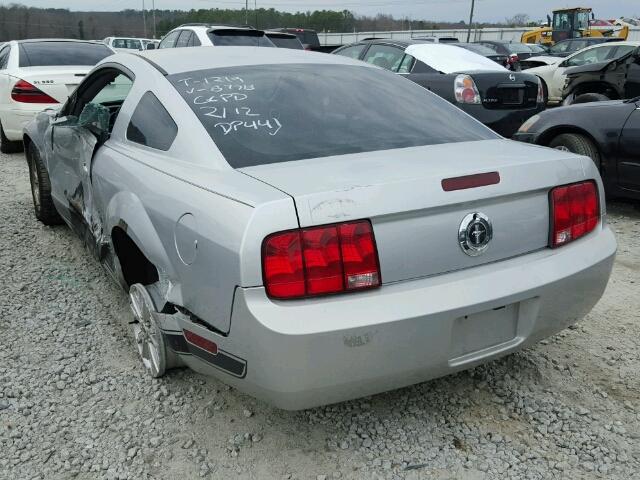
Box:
[521, 7, 629, 46]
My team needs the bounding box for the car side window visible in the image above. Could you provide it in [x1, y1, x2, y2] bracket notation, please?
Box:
[0, 46, 10, 69]
[334, 44, 366, 59]
[362, 44, 405, 72]
[68, 70, 134, 135]
[611, 45, 638, 59]
[565, 46, 614, 67]
[126, 91, 178, 151]
[397, 54, 415, 73]
[175, 31, 192, 48]
[189, 32, 202, 47]
[159, 31, 180, 49]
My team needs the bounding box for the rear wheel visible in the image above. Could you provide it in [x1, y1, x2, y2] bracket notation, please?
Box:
[0, 123, 23, 154]
[26, 143, 63, 225]
[549, 133, 601, 169]
[129, 283, 168, 378]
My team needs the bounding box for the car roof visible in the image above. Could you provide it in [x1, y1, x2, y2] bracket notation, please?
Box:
[264, 31, 298, 38]
[136, 46, 372, 75]
[348, 38, 431, 48]
[14, 39, 106, 45]
[567, 40, 640, 53]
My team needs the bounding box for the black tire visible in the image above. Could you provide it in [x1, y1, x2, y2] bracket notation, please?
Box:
[570, 93, 610, 105]
[0, 122, 23, 153]
[549, 133, 601, 169]
[26, 142, 63, 225]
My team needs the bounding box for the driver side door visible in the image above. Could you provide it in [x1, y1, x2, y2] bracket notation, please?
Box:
[47, 68, 133, 239]
[618, 107, 640, 190]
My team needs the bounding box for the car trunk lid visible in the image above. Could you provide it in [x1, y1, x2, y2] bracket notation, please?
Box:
[241, 139, 587, 284]
[467, 70, 540, 109]
[11, 66, 90, 103]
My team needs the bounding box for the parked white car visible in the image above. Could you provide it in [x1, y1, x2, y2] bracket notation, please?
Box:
[0, 39, 114, 153]
[103, 37, 152, 52]
[526, 41, 640, 104]
[158, 24, 274, 49]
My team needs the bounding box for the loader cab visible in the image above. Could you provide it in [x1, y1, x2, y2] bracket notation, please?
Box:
[552, 8, 591, 43]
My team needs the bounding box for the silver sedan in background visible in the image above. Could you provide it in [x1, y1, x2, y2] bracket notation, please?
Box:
[23, 47, 616, 410]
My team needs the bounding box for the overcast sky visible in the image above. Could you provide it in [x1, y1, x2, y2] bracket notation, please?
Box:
[12, 0, 640, 23]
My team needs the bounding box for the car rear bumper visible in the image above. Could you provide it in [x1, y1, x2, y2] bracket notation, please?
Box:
[462, 103, 545, 138]
[3, 104, 57, 141]
[172, 226, 615, 410]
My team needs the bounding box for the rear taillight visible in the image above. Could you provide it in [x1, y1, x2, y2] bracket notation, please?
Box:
[262, 219, 381, 299]
[536, 78, 545, 104]
[454, 74, 481, 104]
[550, 181, 599, 248]
[11, 79, 58, 104]
[507, 54, 519, 65]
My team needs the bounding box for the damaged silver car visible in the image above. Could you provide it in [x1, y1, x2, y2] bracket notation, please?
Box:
[24, 47, 616, 410]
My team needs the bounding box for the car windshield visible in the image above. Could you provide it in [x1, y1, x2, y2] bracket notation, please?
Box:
[168, 64, 497, 168]
[112, 39, 141, 50]
[208, 30, 274, 47]
[18, 41, 113, 67]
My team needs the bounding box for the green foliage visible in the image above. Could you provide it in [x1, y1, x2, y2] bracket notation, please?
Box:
[157, 8, 357, 33]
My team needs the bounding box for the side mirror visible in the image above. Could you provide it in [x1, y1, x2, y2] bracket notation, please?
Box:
[78, 103, 110, 141]
[146, 43, 156, 50]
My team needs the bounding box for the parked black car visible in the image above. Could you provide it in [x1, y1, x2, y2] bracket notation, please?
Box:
[264, 31, 304, 49]
[562, 46, 640, 104]
[454, 43, 510, 69]
[333, 39, 545, 137]
[513, 98, 640, 200]
[474, 41, 540, 70]
[271, 27, 339, 52]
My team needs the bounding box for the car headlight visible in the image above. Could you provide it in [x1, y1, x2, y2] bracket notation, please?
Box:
[518, 114, 540, 133]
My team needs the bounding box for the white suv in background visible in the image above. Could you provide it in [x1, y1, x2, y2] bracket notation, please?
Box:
[157, 24, 275, 49]
[0, 39, 114, 153]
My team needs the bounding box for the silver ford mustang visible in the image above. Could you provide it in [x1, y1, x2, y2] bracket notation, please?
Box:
[23, 47, 616, 410]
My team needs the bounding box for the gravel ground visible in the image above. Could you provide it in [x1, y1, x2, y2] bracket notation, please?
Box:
[1, 149, 639, 480]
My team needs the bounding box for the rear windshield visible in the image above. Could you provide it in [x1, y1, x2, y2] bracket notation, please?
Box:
[504, 43, 533, 54]
[267, 35, 303, 49]
[19, 42, 113, 67]
[208, 30, 274, 47]
[457, 44, 496, 56]
[169, 64, 496, 168]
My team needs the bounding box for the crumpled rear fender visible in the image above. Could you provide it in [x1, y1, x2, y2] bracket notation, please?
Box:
[104, 191, 183, 305]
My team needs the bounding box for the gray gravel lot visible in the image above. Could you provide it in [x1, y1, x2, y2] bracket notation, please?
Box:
[1, 149, 639, 480]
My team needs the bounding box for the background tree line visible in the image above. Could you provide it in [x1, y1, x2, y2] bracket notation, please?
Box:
[0, 3, 531, 42]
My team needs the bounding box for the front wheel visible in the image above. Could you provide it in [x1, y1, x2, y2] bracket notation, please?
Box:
[549, 133, 601, 169]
